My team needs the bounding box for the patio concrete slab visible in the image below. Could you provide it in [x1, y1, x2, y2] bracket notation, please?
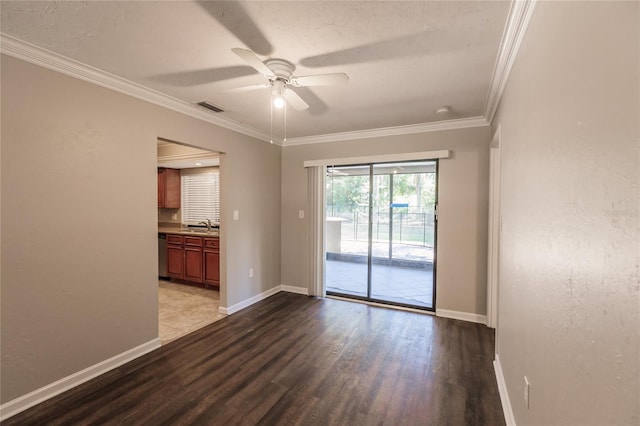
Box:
[326, 259, 434, 309]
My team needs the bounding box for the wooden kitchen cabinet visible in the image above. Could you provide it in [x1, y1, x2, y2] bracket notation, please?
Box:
[166, 234, 214, 286]
[167, 235, 184, 279]
[158, 168, 181, 208]
[204, 237, 220, 287]
[184, 237, 203, 283]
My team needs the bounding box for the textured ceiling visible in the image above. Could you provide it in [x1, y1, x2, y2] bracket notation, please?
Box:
[1, 1, 511, 140]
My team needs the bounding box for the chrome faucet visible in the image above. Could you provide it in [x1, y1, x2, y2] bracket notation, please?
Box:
[199, 219, 212, 232]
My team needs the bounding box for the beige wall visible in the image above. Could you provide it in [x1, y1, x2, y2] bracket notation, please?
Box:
[281, 127, 491, 315]
[493, 2, 639, 424]
[0, 55, 281, 403]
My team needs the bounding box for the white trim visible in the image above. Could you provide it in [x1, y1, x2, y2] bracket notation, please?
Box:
[218, 285, 309, 315]
[326, 295, 436, 315]
[303, 150, 450, 168]
[218, 285, 281, 315]
[0, 34, 272, 143]
[0, 338, 161, 421]
[436, 308, 487, 325]
[494, 355, 517, 426]
[281, 285, 309, 295]
[285, 117, 488, 146]
[484, 0, 538, 123]
[487, 126, 502, 329]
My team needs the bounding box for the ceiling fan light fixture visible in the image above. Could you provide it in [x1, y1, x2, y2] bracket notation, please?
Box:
[271, 79, 286, 109]
[230, 48, 345, 113]
[273, 95, 285, 109]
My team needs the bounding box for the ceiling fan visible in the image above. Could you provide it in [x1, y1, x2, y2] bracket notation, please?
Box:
[228, 48, 349, 111]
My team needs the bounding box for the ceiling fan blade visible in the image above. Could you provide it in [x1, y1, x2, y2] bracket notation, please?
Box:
[284, 88, 310, 111]
[289, 86, 329, 115]
[290, 73, 349, 87]
[231, 48, 275, 78]
[225, 83, 270, 93]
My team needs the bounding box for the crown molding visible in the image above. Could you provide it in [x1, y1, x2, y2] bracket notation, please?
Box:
[2, 0, 536, 149]
[484, 0, 538, 124]
[0, 33, 272, 143]
[283, 117, 489, 146]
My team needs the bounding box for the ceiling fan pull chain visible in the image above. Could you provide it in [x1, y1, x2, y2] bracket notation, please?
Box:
[270, 95, 273, 144]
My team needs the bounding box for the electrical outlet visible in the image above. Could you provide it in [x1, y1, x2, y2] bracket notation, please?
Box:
[524, 376, 530, 409]
[171, 213, 178, 220]
[298, 210, 304, 219]
[249, 268, 254, 278]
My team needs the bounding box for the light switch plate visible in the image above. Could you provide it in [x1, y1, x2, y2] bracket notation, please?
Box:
[233, 210, 239, 221]
[298, 210, 304, 219]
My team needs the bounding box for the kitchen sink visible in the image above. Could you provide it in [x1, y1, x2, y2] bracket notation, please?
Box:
[181, 229, 218, 235]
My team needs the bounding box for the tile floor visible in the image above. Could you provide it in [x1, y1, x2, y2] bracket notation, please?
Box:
[158, 280, 226, 345]
[326, 259, 434, 308]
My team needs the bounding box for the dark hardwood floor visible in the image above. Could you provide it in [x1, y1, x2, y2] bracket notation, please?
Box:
[3, 293, 505, 425]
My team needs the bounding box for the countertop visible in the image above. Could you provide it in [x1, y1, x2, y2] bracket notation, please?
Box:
[158, 227, 219, 237]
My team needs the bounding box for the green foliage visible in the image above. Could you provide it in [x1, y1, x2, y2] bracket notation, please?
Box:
[327, 170, 437, 247]
[326, 175, 369, 215]
[328, 172, 436, 215]
[389, 173, 436, 207]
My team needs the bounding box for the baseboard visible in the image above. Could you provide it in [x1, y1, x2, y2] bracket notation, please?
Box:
[280, 285, 309, 295]
[494, 354, 516, 426]
[436, 308, 487, 324]
[218, 285, 309, 315]
[219, 285, 281, 315]
[0, 338, 161, 421]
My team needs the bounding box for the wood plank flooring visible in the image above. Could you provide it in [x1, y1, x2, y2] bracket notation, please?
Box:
[3, 293, 505, 426]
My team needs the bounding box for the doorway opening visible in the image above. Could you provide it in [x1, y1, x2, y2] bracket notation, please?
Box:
[157, 138, 226, 344]
[325, 160, 438, 310]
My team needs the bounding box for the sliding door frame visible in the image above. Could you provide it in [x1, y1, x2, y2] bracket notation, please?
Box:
[323, 159, 440, 312]
[304, 150, 449, 310]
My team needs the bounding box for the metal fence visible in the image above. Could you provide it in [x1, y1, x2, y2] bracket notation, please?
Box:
[327, 206, 435, 247]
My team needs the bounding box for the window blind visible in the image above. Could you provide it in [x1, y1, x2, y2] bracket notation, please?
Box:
[181, 169, 220, 225]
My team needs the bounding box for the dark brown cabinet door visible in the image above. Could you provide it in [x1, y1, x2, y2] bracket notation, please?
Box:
[184, 246, 203, 283]
[204, 238, 220, 286]
[157, 168, 181, 208]
[167, 245, 184, 279]
[157, 169, 166, 208]
[204, 250, 220, 286]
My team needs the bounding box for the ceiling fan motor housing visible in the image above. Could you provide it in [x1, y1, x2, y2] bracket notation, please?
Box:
[264, 59, 295, 82]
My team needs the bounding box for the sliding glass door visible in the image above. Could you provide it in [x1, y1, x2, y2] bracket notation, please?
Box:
[325, 165, 370, 298]
[325, 160, 437, 310]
